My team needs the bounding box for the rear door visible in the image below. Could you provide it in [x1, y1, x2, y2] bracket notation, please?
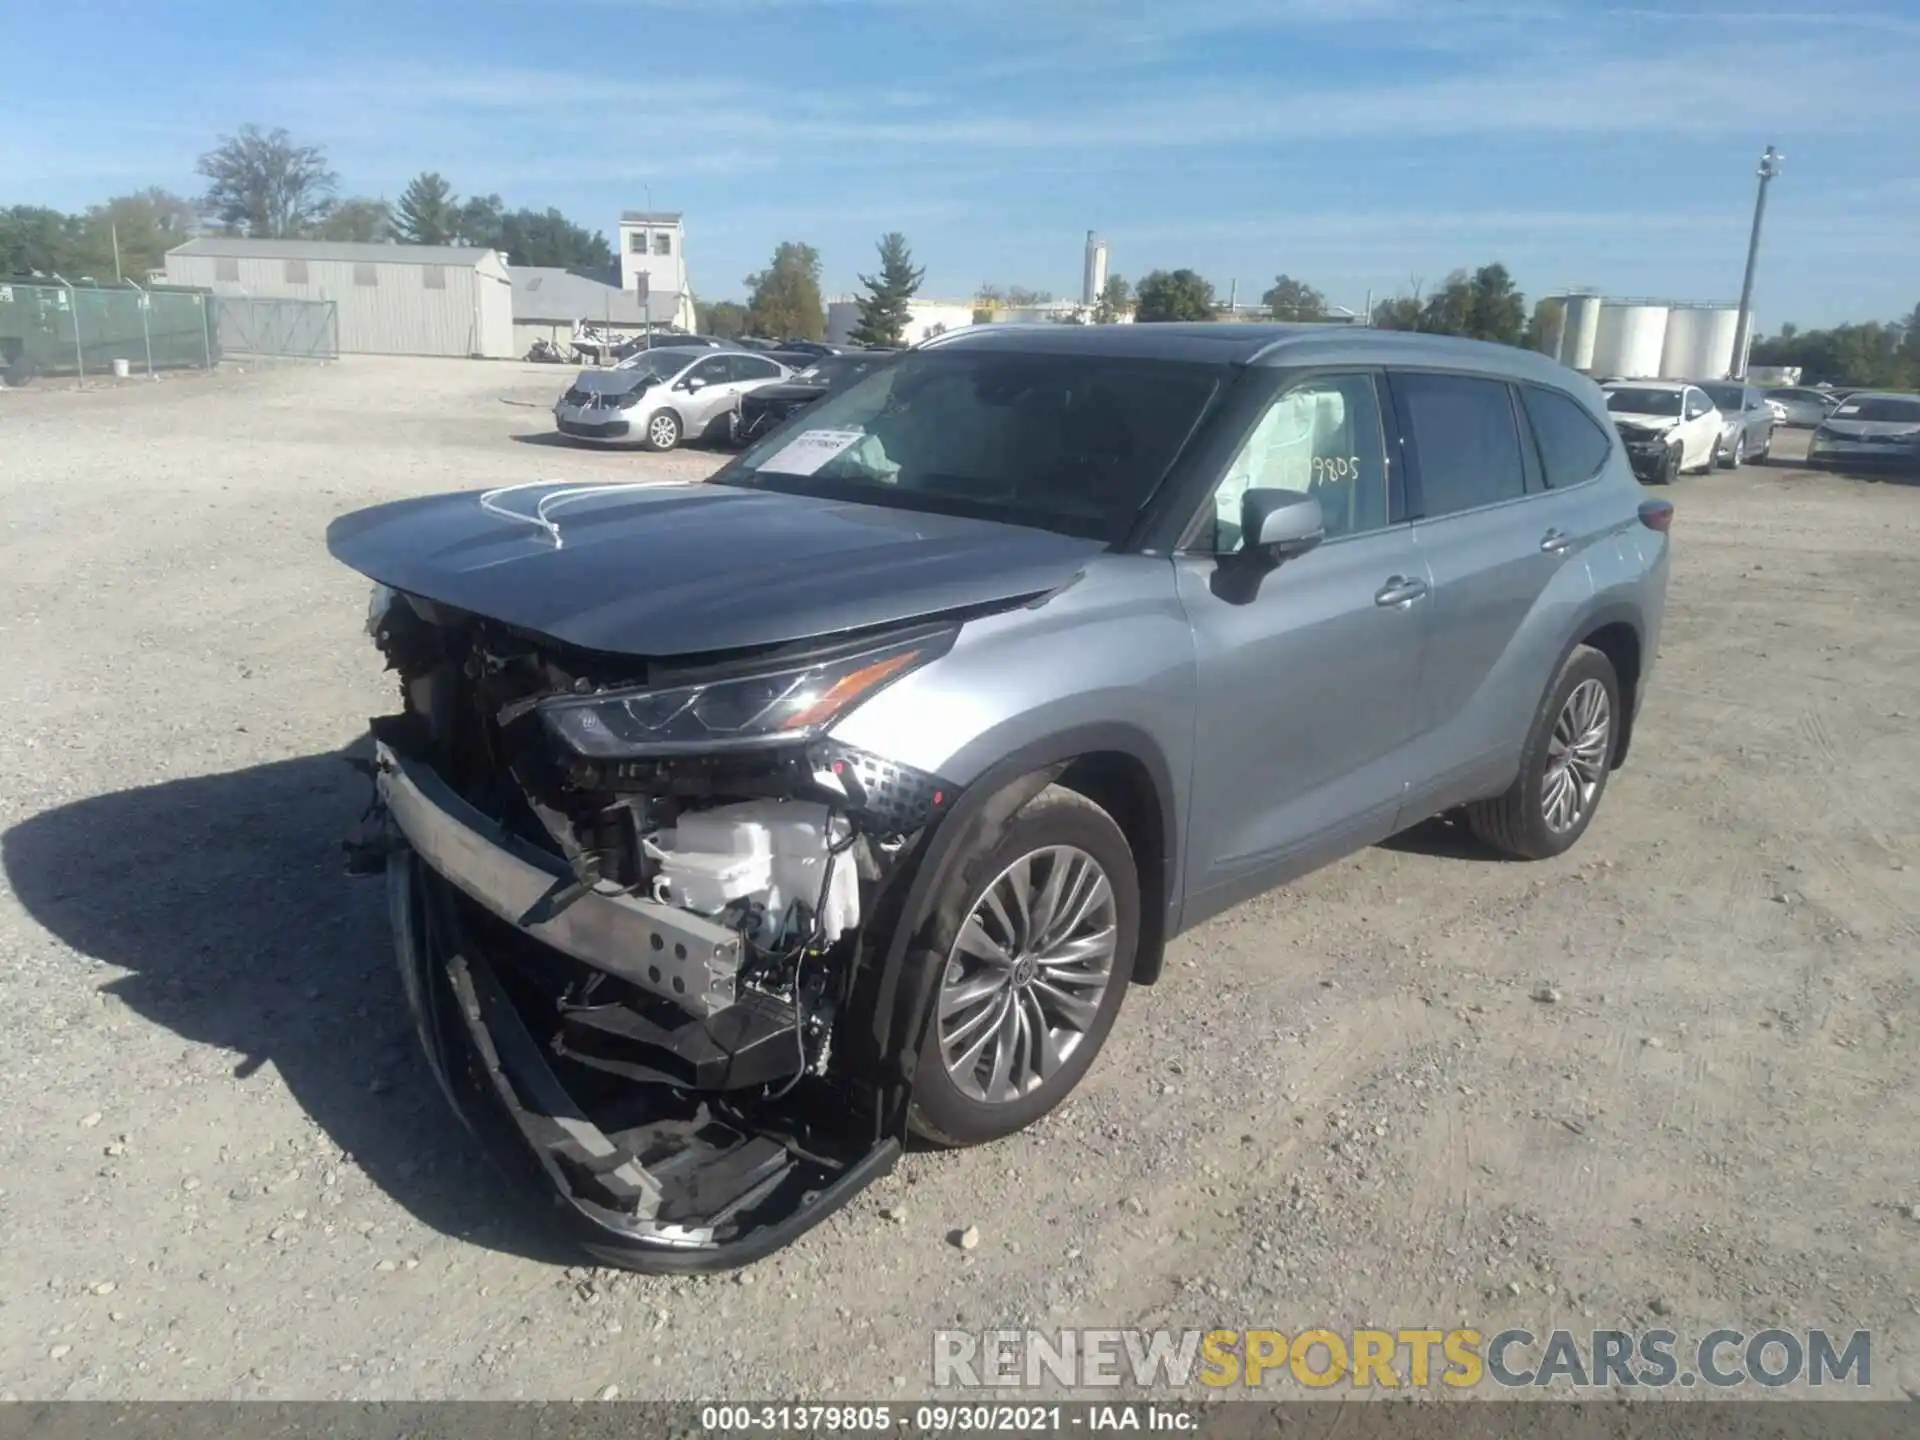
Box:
[1176, 369, 1430, 917]
[1391, 370, 1606, 815]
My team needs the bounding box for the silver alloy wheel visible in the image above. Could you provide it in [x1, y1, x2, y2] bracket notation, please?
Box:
[936, 845, 1118, 1105]
[1541, 677, 1611, 834]
[648, 413, 679, 448]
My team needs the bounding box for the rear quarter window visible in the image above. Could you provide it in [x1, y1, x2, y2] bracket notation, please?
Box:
[1521, 385, 1613, 487]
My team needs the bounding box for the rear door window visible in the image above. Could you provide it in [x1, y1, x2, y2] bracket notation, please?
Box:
[1392, 373, 1529, 518]
[1520, 384, 1613, 488]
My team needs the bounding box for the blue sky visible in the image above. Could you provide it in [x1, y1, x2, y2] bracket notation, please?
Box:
[6, 0, 1918, 327]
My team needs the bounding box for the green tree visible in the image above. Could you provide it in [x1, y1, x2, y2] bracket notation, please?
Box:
[455, 193, 505, 248]
[1463, 262, 1526, 344]
[395, 172, 459, 245]
[490, 209, 614, 271]
[1262, 273, 1326, 321]
[1405, 264, 1526, 342]
[1750, 317, 1918, 389]
[744, 242, 827, 340]
[849, 231, 925, 347]
[1522, 298, 1558, 353]
[196, 125, 336, 237]
[1133, 268, 1216, 322]
[318, 197, 394, 243]
[1371, 287, 1425, 330]
[1093, 273, 1130, 324]
[701, 300, 749, 339]
[1005, 285, 1052, 307]
[70, 189, 198, 279]
[0, 205, 83, 275]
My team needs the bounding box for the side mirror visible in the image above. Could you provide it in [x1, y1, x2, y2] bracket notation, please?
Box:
[682, 376, 706, 391]
[1242, 488, 1325, 561]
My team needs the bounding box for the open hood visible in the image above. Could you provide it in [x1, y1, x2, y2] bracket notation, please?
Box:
[326, 481, 1103, 658]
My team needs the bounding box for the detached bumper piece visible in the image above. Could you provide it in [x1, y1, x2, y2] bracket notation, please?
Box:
[373, 739, 900, 1271]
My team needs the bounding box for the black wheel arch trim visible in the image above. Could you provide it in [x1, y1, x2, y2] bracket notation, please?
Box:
[1558, 598, 1646, 769]
[841, 722, 1180, 1137]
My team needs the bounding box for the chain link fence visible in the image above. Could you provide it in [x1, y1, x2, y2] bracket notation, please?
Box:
[0, 279, 218, 382]
[212, 296, 339, 362]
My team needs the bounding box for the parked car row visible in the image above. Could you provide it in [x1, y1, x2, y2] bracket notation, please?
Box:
[550, 338, 902, 452]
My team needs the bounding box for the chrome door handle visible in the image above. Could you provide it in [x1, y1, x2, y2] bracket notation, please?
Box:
[1540, 528, 1573, 554]
[1375, 576, 1429, 607]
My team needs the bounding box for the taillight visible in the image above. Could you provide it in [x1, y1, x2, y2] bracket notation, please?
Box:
[1638, 498, 1673, 532]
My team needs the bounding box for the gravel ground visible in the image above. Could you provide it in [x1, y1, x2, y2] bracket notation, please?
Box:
[1, 357, 1917, 1402]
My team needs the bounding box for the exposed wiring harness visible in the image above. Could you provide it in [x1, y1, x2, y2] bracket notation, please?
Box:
[763, 821, 862, 1100]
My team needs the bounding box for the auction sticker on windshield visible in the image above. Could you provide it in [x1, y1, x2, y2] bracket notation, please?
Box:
[758, 429, 866, 476]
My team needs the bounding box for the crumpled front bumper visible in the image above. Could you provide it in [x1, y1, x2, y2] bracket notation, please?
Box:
[372, 740, 900, 1272]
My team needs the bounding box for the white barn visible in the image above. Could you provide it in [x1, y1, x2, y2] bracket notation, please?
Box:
[163, 238, 515, 359]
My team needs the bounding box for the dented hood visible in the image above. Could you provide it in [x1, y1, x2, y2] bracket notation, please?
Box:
[325, 481, 1103, 657]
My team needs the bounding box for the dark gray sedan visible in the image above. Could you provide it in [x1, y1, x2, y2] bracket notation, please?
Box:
[1695, 381, 1776, 467]
[1806, 392, 1920, 472]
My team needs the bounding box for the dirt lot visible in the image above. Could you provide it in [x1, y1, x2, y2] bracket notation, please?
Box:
[1, 357, 1916, 1402]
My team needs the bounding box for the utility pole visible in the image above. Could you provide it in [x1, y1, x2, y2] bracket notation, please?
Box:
[1730, 144, 1781, 380]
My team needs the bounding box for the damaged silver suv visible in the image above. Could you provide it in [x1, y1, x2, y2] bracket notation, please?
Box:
[328, 323, 1672, 1272]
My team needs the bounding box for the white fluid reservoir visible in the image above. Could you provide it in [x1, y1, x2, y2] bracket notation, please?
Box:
[1591, 303, 1669, 379]
[1562, 295, 1603, 371]
[1660, 305, 1740, 379]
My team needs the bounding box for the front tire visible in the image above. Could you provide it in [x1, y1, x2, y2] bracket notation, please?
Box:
[1464, 645, 1620, 861]
[907, 786, 1137, 1148]
[1656, 444, 1681, 485]
[641, 408, 682, 452]
[1717, 434, 1740, 469]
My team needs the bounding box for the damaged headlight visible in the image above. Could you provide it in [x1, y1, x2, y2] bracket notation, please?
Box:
[366, 581, 395, 637]
[539, 629, 954, 758]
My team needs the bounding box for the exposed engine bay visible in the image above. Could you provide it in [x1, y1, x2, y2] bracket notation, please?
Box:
[349, 584, 965, 1270]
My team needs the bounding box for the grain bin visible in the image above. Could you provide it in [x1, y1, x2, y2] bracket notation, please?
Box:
[1590, 302, 1668, 379]
[1562, 294, 1603, 371]
[1531, 297, 1567, 360]
[1659, 304, 1740, 379]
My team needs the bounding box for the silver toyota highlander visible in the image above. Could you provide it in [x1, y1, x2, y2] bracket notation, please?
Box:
[327, 322, 1673, 1271]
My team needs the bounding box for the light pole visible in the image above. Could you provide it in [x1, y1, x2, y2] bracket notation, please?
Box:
[1730, 144, 1781, 380]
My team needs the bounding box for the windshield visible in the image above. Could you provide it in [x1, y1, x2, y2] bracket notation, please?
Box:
[715, 350, 1222, 541]
[1606, 388, 1683, 417]
[612, 348, 698, 378]
[794, 355, 890, 387]
[1699, 383, 1744, 410]
[1829, 396, 1920, 423]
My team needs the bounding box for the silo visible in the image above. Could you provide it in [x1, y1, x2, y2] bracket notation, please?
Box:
[1562, 294, 1603, 371]
[1082, 231, 1109, 307]
[1658, 305, 1739, 379]
[1590, 302, 1669, 379]
[1532, 296, 1567, 361]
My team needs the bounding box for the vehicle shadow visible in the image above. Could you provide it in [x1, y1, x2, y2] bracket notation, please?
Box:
[1377, 813, 1509, 862]
[0, 747, 576, 1267]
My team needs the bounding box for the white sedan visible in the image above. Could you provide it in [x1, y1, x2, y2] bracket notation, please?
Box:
[1602, 381, 1721, 484]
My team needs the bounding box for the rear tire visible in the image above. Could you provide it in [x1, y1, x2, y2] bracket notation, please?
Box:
[907, 785, 1137, 1148]
[1464, 645, 1620, 861]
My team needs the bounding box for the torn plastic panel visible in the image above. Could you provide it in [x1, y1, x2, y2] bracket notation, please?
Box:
[357, 597, 967, 1269]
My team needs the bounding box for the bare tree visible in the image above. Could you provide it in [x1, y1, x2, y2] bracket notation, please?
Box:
[196, 125, 337, 238]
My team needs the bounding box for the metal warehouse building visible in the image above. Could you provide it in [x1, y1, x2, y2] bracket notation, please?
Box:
[508, 265, 679, 354]
[163, 238, 514, 358]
